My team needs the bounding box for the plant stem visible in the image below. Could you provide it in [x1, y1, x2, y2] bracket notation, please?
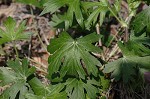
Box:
[107, 6, 127, 28]
[37, 30, 47, 50]
[29, 6, 49, 54]
[13, 41, 19, 58]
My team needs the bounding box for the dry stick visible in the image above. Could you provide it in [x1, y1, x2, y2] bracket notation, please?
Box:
[106, 43, 119, 61]
[28, 36, 32, 60]
[96, 23, 106, 62]
[124, 14, 133, 42]
[96, 23, 102, 46]
[124, 27, 129, 42]
[105, 28, 119, 61]
[28, 58, 48, 75]
[43, 32, 49, 45]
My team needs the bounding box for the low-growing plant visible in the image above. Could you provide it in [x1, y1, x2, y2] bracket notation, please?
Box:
[0, 59, 67, 99]
[0, 17, 32, 58]
[0, 0, 150, 99]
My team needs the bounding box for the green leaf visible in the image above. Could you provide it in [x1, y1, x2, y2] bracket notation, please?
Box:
[84, 1, 108, 28]
[103, 57, 136, 83]
[103, 42, 150, 83]
[41, 0, 84, 28]
[113, 0, 122, 13]
[25, 92, 67, 99]
[47, 32, 101, 80]
[127, 34, 150, 56]
[132, 6, 150, 36]
[50, 14, 70, 30]
[27, 77, 67, 99]
[0, 59, 35, 99]
[27, 77, 100, 99]
[0, 17, 32, 45]
[64, 78, 99, 99]
[81, 1, 101, 10]
[16, 0, 48, 8]
[100, 76, 110, 91]
[130, 0, 150, 4]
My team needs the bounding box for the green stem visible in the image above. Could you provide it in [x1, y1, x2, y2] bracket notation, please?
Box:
[29, 6, 48, 52]
[36, 31, 47, 51]
[13, 41, 19, 58]
[108, 6, 127, 28]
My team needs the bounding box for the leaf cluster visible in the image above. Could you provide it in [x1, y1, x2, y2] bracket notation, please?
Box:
[104, 6, 150, 83]
[0, 59, 35, 99]
[0, 17, 32, 45]
[41, 0, 110, 30]
[46, 32, 110, 98]
[0, 59, 67, 99]
[1, 0, 150, 99]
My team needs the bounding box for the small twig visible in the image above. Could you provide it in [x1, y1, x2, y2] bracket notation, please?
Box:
[42, 32, 49, 45]
[106, 43, 119, 61]
[124, 27, 129, 42]
[28, 58, 48, 75]
[96, 23, 107, 61]
[96, 23, 102, 46]
[36, 30, 47, 51]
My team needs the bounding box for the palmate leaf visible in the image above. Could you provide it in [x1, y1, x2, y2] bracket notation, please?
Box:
[27, 77, 99, 99]
[41, 0, 84, 28]
[127, 34, 150, 56]
[50, 14, 70, 30]
[82, 1, 108, 28]
[103, 42, 150, 83]
[0, 59, 36, 99]
[132, 6, 150, 36]
[48, 32, 101, 81]
[0, 17, 32, 45]
[25, 77, 67, 99]
[64, 78, 100, 99]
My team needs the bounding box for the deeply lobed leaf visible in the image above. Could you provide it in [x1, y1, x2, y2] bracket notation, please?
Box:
[0, 59, 35, 99]
[127, 34, 150, 56]
[47, 32, 101, 81]
[27, 77, 67, 99]
[83, 1, 108, 29]
[41, 0, 84, 28]
[0, 17, 32, 45]
[103, 42, 150, 83]
[64, 78, 100, 99]
[132, 6, 150, 36]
